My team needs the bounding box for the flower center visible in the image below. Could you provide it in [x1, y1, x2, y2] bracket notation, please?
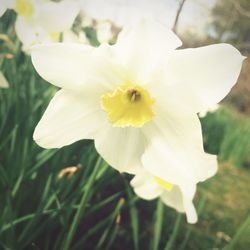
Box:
[15, 0, 33, 17]
[154, 176, 173, 191]
[101, 83, 155, 127]
[127, 89, 141, 102]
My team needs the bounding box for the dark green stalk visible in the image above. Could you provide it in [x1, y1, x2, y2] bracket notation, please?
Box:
[63, 156, 103, 250]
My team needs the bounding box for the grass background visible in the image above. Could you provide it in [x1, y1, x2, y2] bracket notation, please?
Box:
[0, 10, 250, 250]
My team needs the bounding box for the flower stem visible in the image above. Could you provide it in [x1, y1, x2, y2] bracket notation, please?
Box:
[63, 156, 103, 250]
[164, 213, 183, 250]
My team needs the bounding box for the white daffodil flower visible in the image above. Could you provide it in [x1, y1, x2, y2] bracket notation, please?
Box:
[80, 0, 175, 28]
[14, 0, 80, 52]
[131, 169, 197, 223]
[31, 19, 244, 186]
[0, 71, 10, 88]
[62, 30, 89, 45]
[80, 12, 115, 45]
[96, 21, 113, 44]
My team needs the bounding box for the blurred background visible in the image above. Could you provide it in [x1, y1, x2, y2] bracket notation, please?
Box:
[0, 0, 249, 249]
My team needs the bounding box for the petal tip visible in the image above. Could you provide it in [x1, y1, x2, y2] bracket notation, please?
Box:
[187, 216, 198, 224]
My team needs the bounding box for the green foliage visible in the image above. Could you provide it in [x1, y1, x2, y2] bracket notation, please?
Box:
[201, 107, 250, 168]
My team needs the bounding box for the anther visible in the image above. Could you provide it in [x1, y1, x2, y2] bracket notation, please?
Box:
[127, 89, 141, 102]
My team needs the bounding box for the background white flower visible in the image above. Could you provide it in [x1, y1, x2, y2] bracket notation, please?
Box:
[62, 30, 89, 45]
[79, 0, 179, 45]
[80, 0, 175, 28]
[14, 0, 80, 52]
[95, 21, 113, 44]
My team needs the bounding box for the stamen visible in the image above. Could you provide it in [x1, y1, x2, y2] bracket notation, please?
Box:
[127, 89, 141, 102]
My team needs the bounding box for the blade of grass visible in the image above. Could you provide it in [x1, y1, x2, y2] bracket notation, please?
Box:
[1, 208, 67, 233]
[0, 164, 9, 187]
[62, 156, 103, 250]
[164, 213, 183, 250]
[152, 199, 164, 250]
[54, 193, 121, 250]
[105, 223, 119, 250]
[26, 149, 59, 177]
[222, 213, 250, 250]
[72, 215, 112, 250]
[85, 191, 122, 216]
[0, 124, 18, 151]
[18, 174, 54, 242]
[127, 187, 139, 250]
[96, 198, 125, 249]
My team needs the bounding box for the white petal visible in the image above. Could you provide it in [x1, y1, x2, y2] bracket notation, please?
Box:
[161, 184, 198, 224]
[96, 21, 112, 44]
[160, 186, 184, 213]
[31, 43, 122, 91]
[35, 0, 80, 32]
[62, 30, 89, 44]
[15, 17, 50, 53]
[130, 170, 163, 200]
[180, 184, 198, 224]
[142, 110, 218, 185]
[94, 126, 145, 174]
[31, 43, 92, 89]
[166, 44, 245, 112]
[34, 89, 105, 148]
[113, 18, 182, 83]
[15, 17, 33, 47]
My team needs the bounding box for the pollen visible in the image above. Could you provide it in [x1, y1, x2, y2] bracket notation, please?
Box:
[15, 0, 34, 18]
[154, 176, 174, 191]
[101, 83, 155, 127]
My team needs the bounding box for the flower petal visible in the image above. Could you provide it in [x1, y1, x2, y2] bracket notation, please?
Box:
[113, 18, 182, 83]
[130, 170, 163, 200]
[94, 126, 145, 174]
[166, 44, 245, 112]
[160, 186, 185, 213]
[15, 17, 51, 53]
[161, 183, 198, 224]
[31, 43, 122, 91]
[142, 110, 217, 185]
[34, 89, 105, 148]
